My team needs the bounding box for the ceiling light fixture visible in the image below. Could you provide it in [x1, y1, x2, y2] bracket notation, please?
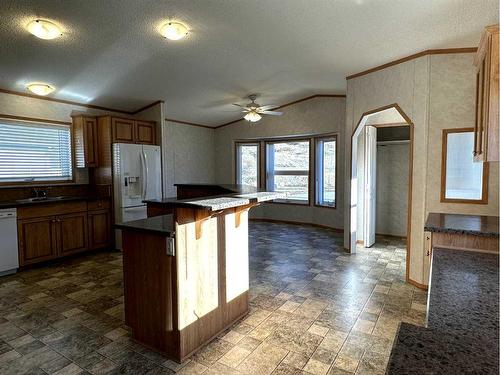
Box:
[160, 21, 189, 40]
[26, 83, 55, 96]
[244, 111, 262, 123]
[26, 19, 62, 40]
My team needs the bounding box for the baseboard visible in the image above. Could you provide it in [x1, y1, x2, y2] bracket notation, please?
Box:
[249, 218, 343, 233]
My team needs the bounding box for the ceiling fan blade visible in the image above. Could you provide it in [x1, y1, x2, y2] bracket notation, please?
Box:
[258, 105, 279, 111]
[260, 111, 283, 116]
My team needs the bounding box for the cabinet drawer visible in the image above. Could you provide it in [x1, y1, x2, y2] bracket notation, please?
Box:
[17, 201, 88, 219]
[87, 199, 111, 211]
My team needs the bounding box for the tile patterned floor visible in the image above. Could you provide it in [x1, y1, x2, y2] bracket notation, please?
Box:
[0, 222, 427, 375]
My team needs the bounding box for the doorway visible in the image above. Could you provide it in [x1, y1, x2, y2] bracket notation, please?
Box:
[349, 104, 414, 280]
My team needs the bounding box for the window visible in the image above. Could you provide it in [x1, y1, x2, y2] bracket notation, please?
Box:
[266, 140, 310, 204]
[236, 143, 259, 187]
[441, 128, 487, 203]
[0, 120, 73, 183]
[315, 136, 336, 207]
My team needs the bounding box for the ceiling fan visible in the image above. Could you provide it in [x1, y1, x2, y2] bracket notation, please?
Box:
[233, 94, 283, 123]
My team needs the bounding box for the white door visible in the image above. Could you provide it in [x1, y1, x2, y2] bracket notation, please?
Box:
[363, 126, 377, 247]
[142, 145, 162, 200]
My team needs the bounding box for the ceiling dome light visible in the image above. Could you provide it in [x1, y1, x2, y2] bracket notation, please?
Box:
[160, 21, 188, 40]
[26, 83, 55, 96]
[26, 19, 62, 40]
[244, 111, 262, 123]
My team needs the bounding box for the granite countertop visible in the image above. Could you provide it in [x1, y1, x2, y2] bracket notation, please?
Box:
[0, 195, 102, 209]
[387, 248, 499, 374]
[174, 183, 260, 195]
[115, 214, 174, 236]
[424, 212, 499, 238]
[145, 191, 286, 211]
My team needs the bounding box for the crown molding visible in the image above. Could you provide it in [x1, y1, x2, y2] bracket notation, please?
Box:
[346, 47, 477, 80]
[165, 117, 213, 129]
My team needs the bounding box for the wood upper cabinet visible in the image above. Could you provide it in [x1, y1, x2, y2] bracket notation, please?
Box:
[474, 24, 499, 162]
[112, 118, 135, 143]
[18, 216, 58, 265]
[135, 121, 156, 144]
[58, 212, 88, 256]
[88, 209, 112, 249]
[73, 116, 99, 167]
[112, 117, 156, 145]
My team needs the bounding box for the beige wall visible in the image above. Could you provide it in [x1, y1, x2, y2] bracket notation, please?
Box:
[214, 96, 346, 229]
[163, 121, 216, 197]
[344, 52, 499, 286]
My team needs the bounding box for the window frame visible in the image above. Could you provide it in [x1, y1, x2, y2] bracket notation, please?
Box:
[0, 116, 76, 187]
[264, 138, 312, 206]
[234, 141, 260, 188]
[440, 127, 488, 204]
[314, 134, 337, 209]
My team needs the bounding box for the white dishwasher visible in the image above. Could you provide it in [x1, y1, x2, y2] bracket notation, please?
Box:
[0, 208, 19, 276]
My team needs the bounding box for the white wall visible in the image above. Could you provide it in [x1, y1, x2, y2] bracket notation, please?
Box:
[214, 96, 346, 229]
[344, 52, 499, 286]
[162, 121, 216, 197]
[376, 143, 409, 237]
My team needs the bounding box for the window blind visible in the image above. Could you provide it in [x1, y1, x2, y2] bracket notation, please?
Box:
[0, 120, 72, 182]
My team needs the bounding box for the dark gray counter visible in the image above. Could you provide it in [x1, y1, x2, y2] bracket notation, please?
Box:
[424, 212, 499, 238]
[115, 214, 174, 236]
[387, 248, 499, 374]
[0, 195, 101, 209]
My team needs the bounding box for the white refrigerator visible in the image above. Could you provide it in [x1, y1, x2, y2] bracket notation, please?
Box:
[113, 143, 162, 249]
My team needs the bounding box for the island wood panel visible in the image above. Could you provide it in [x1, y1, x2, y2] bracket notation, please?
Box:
[431, 232, 499, 254]
[147, 204, 173, 218]
[122, 231, 180, 358]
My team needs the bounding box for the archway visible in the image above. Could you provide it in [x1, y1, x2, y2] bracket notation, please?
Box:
[349, 104, 414, 281]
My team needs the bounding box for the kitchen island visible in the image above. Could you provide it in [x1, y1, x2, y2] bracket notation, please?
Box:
[116, 186, 284, 362]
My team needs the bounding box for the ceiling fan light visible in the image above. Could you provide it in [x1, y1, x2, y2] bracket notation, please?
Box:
[160, 21, 189, 40]
[244, 111, 262, 123]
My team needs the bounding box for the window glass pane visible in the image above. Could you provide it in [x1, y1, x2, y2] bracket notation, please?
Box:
[273, 175, 309, 201]
[272, 141, 309, 171]
[267, 140, 310, 203]
[237, 144, 258, 187]
[445, 131, 483, 200]
[0, 120, 72, 183]
[316, 138, 336, 206]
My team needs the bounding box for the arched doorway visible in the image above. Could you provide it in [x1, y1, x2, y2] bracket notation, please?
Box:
[349, 104, 414, 281]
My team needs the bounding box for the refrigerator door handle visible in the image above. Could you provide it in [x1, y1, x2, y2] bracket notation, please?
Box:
[143, 149, 149, 199]
[140, 150, 146, 199]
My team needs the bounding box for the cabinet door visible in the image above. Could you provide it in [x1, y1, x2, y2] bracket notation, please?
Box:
[84, 117, 99, 167]
[58, 212, 88, 256]
[112, 118, 135, 143]
[135, 121, 156, 145]
[88, 209, 112, 249]
[18, 217, 57, 265]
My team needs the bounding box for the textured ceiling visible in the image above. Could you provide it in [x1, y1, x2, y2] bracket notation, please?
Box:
[0, 0, 497, 126]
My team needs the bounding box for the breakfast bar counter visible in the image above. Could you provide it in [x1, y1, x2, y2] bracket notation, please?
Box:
[116, 185, 284, 362]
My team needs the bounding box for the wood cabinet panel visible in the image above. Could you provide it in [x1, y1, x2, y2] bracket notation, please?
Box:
[135, 121, 156, 145]
[18, 217, 57, 265]
[58, 212, 88, 256]
[112, 118, 135, 143]
[73, 116, 99, 168]
[88, 209, 112, 249]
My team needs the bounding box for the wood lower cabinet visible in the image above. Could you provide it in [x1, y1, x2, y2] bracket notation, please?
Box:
[17, 200, 113, 266]
[18, 217, 58, 265]
[88, 209, 112, 249]
[58, 212, 88, 256]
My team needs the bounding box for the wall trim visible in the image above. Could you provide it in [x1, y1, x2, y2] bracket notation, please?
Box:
[249, 218, 343, 233]
[213, 94, 346, 130]
[346, 47, 477, 80]
[165, 118, 214, 129]
[0, 113, 72, 126]
[131, 100, 164, 114]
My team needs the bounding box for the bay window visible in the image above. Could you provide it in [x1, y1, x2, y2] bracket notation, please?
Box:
[236, 142, 259, 187]
[315, 136, 336, 207]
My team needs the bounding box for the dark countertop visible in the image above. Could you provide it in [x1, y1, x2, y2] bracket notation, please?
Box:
[387, 248, 499, 374]
[145, 191, 286, 211]
[0, 195, 102, 209]
[115, 214, 174, 236]
[424, 212, 499, 238]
